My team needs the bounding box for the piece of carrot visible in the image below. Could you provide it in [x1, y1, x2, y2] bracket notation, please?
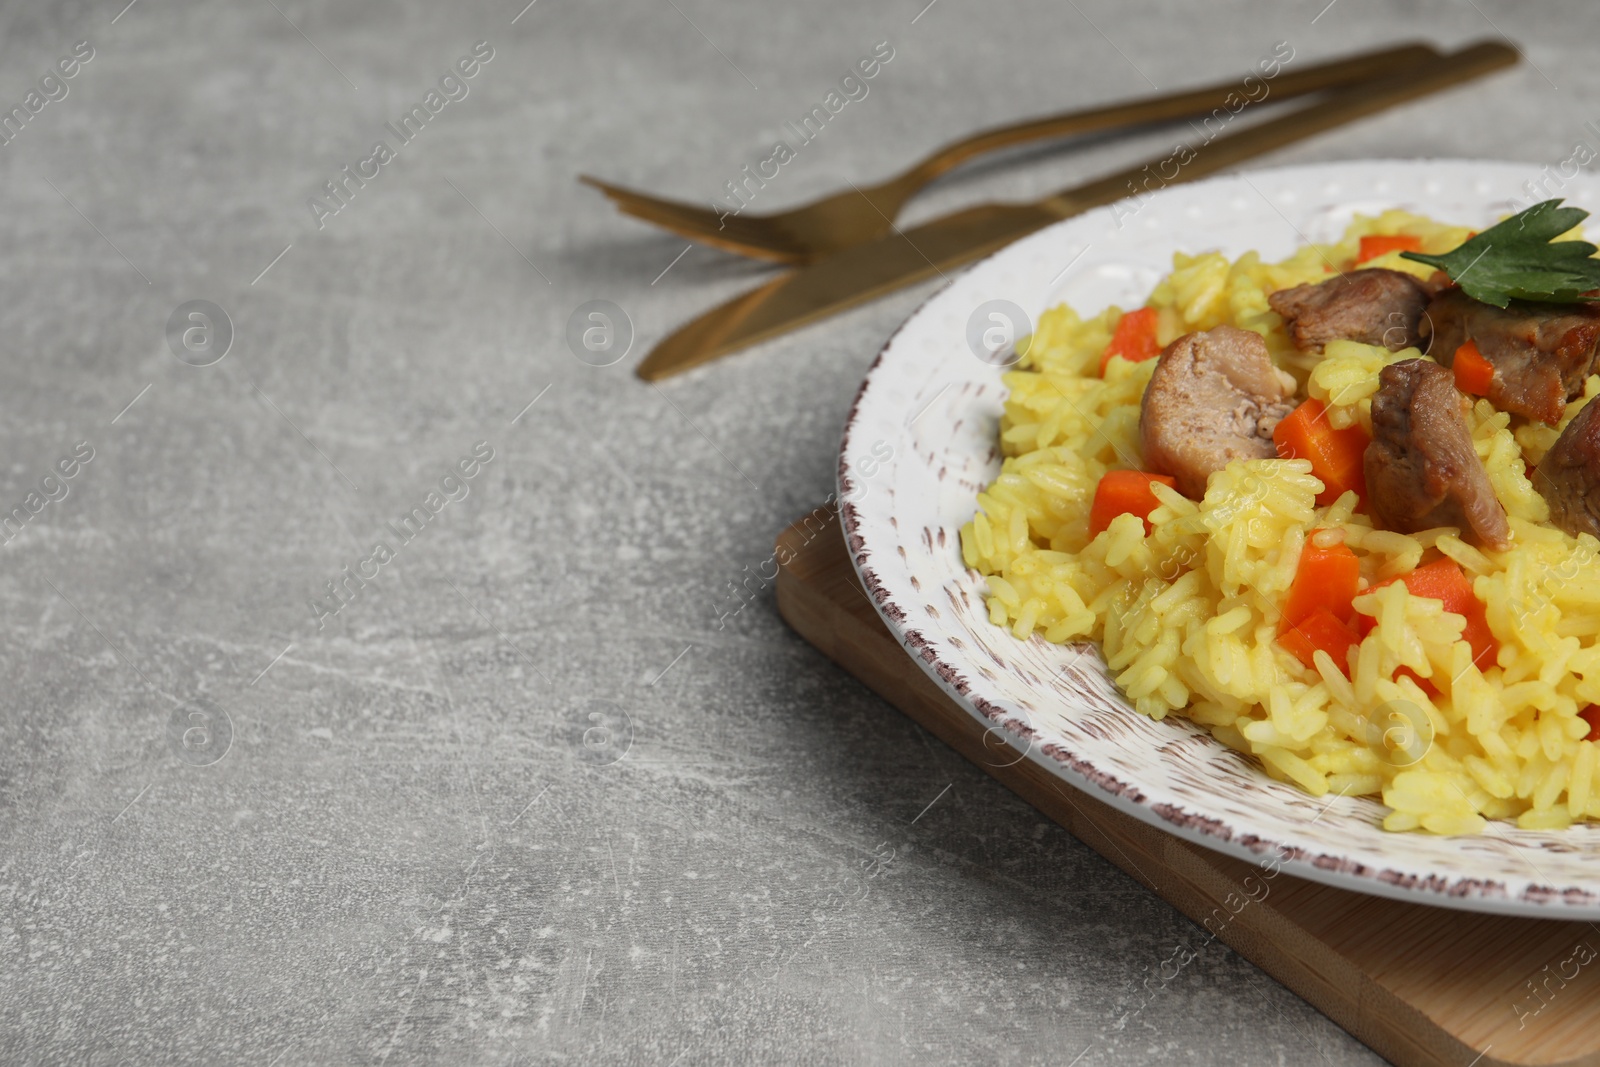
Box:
[1098, 307, 1161, 375]
[1281, 533, 1360, 631]
[1360, 558, 1498, 671]
[1453, 339, 1494, 396]
[1272, 398, 1370, 506]
[1581, 706, 1600, 742]
[1356, 234, 1422, 264]
[1088, 469, 1177, 536]
[1278, 607, 1362, 676]
[1390, 558, 1477, 612]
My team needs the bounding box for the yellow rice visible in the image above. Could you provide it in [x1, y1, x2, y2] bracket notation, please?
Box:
[960, 210, 1600, 835]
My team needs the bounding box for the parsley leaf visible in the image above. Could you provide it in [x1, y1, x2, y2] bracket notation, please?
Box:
[1399, 199, 1600, 308]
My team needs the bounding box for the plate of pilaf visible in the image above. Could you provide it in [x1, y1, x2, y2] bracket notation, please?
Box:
[839, 159, 1600, 917]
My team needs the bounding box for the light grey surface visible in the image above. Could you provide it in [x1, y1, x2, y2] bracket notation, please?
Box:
[0, 1, 1593, 1063]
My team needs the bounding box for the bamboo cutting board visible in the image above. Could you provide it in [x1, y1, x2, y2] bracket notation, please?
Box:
[774, 508, 1600, 1067]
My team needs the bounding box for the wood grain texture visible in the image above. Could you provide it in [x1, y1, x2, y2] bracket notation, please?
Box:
[775, 509, 1600, 1067]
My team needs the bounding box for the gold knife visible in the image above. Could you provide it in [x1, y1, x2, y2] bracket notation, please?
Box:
[637, 41, 1517, 381]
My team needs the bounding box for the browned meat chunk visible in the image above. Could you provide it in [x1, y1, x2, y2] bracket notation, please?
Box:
[1268, 268, 1431, 353]
[1420, 288, 1600, 425]
[1139, 325, 1297, 499]
[1365, 359, 1510, 550]
[1534, 400, 1600, 538]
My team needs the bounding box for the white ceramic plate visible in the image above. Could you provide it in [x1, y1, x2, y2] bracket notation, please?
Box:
[839, 159, 1600, 918]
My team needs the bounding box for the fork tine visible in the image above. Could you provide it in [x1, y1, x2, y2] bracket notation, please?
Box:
[624, 205, 808, 262]
[603, 189, 744, 237]
[620, 195, 783, 245]
[580, 175, 729, 233]
[577, 174, 642, 199]
[585, 181, 708, 221]
[581, 174, 810, 241]
[580, 174, 731, 226]
[582, 175, 809, 260]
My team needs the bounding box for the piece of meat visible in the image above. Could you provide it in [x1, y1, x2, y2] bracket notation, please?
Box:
[1364, 358, 1511, 550]
[1420, 288, 1600, 425]
[1268, 268, 1431, 354]
[1139, 325, 1297, 499]
[1534, 400, 1600, 538]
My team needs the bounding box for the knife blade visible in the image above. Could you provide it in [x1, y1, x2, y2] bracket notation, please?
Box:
[637, 40, 1517, 381]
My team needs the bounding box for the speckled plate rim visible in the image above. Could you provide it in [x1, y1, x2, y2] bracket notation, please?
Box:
[839, 159, 1600, 919]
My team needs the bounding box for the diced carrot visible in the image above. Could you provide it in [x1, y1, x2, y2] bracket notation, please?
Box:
[1281, 533, 1360, 631]
[1357, 234, 1422, 263]
[1582, 705, 1600, 742]
[1460, 612, 1499, 669]
[1453, 340, 1494, 397]
[1392, 558, 1477, 613]
[1360, 558, 1498, 671]
[1272, 398, 1370, 506]
[1278, 607, 1362, 677]
[1099, 307, 1162, 375]
[1088, 470, 1177, 536]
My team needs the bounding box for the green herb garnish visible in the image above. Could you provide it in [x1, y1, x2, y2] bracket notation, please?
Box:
[1399, 199, 1600, 308]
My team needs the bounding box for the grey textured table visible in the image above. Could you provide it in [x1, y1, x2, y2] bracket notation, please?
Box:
[1, 1, 1595, 1064]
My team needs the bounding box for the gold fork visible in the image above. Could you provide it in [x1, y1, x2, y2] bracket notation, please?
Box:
[581, 41, 1441, 265]
[635, 40, 1518, 380]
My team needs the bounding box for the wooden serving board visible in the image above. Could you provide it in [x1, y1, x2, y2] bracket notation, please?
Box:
[775, 508, 1600, 1067]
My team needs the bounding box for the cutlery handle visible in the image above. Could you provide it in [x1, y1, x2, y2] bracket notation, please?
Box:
[895, 41, 1443, 189]
[1038, 41, 1518, 219]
